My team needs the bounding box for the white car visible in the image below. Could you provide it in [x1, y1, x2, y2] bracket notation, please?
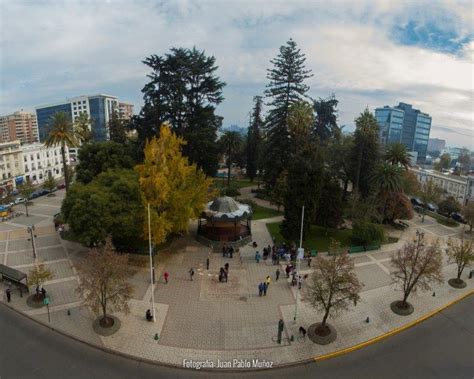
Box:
[14, 197, 25, 205]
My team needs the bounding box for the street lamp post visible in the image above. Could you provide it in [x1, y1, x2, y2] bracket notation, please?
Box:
[147, 203, 156, 322]
[294, 206, 304, 322]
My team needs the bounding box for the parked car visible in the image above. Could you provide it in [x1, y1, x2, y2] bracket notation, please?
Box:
[11, 189, 19, 196]
[425, 203, 438, 212]
[410, 197, 423, 207]
[451, 212, 466, 224]
[14, 197, 25, 205]
[57, 183, 66, 190]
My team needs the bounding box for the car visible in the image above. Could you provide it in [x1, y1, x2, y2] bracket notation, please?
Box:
[11, 189, 19, 196]
[14, 197, 25, 205]
[425, 203, 438, 212]
[410, 197, 423, 207]
[30, 190, 42, 199]
[451, 212, 466, 224]
[57, 183, 66, 190]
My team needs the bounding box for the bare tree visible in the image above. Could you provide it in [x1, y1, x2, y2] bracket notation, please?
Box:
[304, 247, 361, 337]
[28, 264, 54, 301]
[76, 238, 133, 327]
[446, 235, 474, 288]
[390, 232, 443, 314]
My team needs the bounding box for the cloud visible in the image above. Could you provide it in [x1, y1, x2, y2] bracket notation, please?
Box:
[0, 0, 472, 148]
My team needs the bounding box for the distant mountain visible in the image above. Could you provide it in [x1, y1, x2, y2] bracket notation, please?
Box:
[222, 124, 247, 136]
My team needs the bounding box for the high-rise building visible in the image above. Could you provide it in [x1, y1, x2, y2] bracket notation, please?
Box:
[0, 111, 39, 144]
[428, 138, 446, 152]
[375, 102, 432, 163]
[118, 102, 134, 121]
[35, 94, 125, 142]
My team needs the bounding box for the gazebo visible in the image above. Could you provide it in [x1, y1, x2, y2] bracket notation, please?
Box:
[197, 197, 252, 243]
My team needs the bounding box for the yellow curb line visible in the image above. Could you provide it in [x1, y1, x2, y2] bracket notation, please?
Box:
[314, 290, 474, 362]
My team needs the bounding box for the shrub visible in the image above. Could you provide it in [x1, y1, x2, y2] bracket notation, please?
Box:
[220, 186, 241, 197]
[352, 222, 385, 246]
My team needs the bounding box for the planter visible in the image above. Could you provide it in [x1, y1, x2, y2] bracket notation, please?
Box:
[390, 300, 414, 316]
[448, 278, 467, 289]
[26, 294, 46, 309]
[308, 322, 337, 345]
[92, 315, 121, 336]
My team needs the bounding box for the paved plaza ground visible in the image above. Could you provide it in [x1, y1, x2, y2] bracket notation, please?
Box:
[1, 188, 473, 368]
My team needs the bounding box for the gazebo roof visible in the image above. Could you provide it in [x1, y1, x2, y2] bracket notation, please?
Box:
[203, 197, 251, 221]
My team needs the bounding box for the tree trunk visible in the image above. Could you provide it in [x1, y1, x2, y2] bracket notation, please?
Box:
[61, 145, 69, 192]
[402, 290, 410, 306]
[354, 149, 362, 194]
[25, 201, 29, 217]
[321, 306, 330, 327]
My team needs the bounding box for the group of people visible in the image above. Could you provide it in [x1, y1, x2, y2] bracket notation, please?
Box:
[222, 243, 236, 258]
[254, 243, 312, 267]
[219, 263, 230, 282]
[258, 275, 272, 296]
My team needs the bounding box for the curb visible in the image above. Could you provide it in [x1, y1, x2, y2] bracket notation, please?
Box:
[313, 290, 474, 362]
[1, 290, 472, 373]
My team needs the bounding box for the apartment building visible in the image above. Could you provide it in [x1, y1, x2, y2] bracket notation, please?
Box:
[0, 141, 24, 192]
[0, 111, 39, 144]
[21, 143, 68, 184]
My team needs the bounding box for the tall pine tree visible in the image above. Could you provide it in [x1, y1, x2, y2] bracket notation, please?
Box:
[246, 96, 263, 182]
[262, 39, 313, 187]
[108, 110, 127, 144]
[132, 48, 225, 175]
[313, 95, 339, 140]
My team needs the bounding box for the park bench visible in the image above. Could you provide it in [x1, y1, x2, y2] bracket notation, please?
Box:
[0, 264, 29, 293]
[364, 244, 381, 251]
[349, 246, 365, 253]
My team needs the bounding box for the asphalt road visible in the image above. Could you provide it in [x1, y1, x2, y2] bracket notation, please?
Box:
[1, 294, 473, 379]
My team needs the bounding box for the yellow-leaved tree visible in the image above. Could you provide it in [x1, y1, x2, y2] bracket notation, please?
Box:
[136, 123, 214, 245]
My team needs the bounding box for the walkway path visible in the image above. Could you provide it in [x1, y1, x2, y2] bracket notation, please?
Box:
[239, 186, 279, 210]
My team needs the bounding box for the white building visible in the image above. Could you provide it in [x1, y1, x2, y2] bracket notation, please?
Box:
[0, 140, 24, 193]
[21, 143, 69, 185]
[411, 168, 474, 205]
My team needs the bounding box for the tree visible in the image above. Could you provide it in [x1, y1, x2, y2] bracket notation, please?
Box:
[304, 247, 361, 339]
[281, 102, 323, 240]
[108, 110, 127, 144]
[76, 238, 133, 327]
[390, 233, 443, 314]
[446, 236, 474, 288]
[383, 192, 414, 223]
[43, 176, 57, 195]
[463, 202, 474, 233]
[327, 134, 354, 200]
[352, 222, 385, 246]
[262, 39, 313, 187]
[315, 175, 344, 229]
[419, 179, 442, 222]
[371, 163, 403, 195]
[136, 123, 214, 245]
[28, 264, 54, 301]
[138, 47, 225, 176]
[62, 169, 144, 248]
[384, 142, 411, 169]
[434, 153, 451, 171]
[270, 171, 287, 212]
[220, 131, 242, 187]
[246, 96, 263, 182]
[438, 196, 461, 216]
[401, 170, 419, 196]
[44, 112, 78, 192]
[313, 95, 339, 140]
[18, 179, 35, 216]
[458, 149, 471, 174]
[75, 142, 134, 184]
[349, 109, 381, 198]
[74, 112, 93, 144]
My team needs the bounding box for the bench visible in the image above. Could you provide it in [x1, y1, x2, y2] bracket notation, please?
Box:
[349, 246, 365, 253]
[0, 264, 29, 293]
[365, 244, 381, 251]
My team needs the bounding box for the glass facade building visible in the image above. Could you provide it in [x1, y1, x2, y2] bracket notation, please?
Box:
[375, 103, 432, 163]
[35, 94, 119, 143]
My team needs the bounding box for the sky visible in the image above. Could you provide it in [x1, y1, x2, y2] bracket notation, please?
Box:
[0, 0, 473, 148]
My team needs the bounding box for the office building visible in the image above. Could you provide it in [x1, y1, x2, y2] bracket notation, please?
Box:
[428, 138, 446, 152]
[0, 111, 39, 144]
[36, 94, 123, 142]
[21, 143, 68, 185]
[375, 103, 432, 163]
[118, 102, 134, 120]
[0, 141, 24, 192]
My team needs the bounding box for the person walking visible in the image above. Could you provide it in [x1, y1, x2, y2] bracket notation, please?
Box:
[229, 246, 234, 259]
[189, 268, 195, 281]
[275, 268, 280, 281]
[164, 271, 169, 284]
[258, 282, 264, 296]
[285, 264, 291, 278]
[263, 282, 268, 296]
[222, 243, 227, 257]
[265, 275, 271, 287]
[255, 251, 260, 263]
[6, 288, 11, 303]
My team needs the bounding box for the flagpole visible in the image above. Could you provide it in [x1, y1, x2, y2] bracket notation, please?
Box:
[294, 205, 304, 322]
[148, 203, 156, 322]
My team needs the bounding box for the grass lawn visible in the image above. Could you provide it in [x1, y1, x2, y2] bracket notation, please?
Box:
[251, 204, 283, 220]
[213, 177, 255, 190]
[424, 210, 459, 227]
[266, 222, 398, 252]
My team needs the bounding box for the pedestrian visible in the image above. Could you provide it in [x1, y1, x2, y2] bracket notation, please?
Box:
[255, 251, 260, 263]
[266, 275, 271, 287]
[189, 268, 195, 281]
[224, 262, 229, 272]
[41, 287, 47, 299]
[164, 271, 169, 284]
[229, 246, 234, 259]
[146, 309, 152, 321]
[307, 256, 312, 267]
[206, 257, 210, 270]
[6, 288, 11, 303]
[298, 275, 302, 290]
[276, 268, 280, 281]
[263, 282, 268, 296]
[222, 243, 227, 257]
[258, 282, 264, 296]
[285, 264, 291, 278]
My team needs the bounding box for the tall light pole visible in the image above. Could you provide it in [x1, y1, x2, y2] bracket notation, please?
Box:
[147, 203, 156, 322]
[294, 206, 304, 322]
